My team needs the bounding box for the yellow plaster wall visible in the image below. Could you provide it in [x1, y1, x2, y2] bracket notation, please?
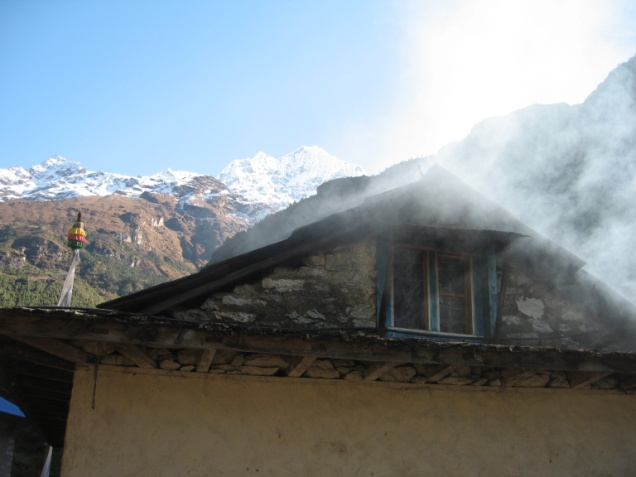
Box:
[62, 366, 636, 477]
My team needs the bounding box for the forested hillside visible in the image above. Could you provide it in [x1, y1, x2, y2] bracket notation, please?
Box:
[0, 193, 246, 307]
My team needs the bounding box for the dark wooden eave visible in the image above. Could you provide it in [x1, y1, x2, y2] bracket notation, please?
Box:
[2, 307, 636, 375]
[0, 335, 73, 447]
[99, 207, 375, 315]
[1, 306, 636, 447]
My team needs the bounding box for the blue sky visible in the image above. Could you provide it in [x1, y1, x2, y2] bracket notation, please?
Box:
[1, 0, 635, 177]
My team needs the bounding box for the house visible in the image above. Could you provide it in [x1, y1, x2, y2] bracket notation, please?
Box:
[1, 165, 635, 476]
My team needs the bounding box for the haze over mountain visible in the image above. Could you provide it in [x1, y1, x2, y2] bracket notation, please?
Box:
[437, 53, 636, 300]
[211, 54, 636, 302]
[1, 55, 635, 306]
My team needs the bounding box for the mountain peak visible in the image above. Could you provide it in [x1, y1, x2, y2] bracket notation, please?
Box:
[218, 147, 366, 209]
[291, 145, 324, 154]
[42, 154, 69, 165]
[30, 155, 85, 176]
[582, 53, 636, 116]
[156, 168, 200, 182]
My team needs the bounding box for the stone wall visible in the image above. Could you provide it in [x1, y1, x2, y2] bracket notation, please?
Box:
[498, 265, 610, 350]
[177, 239, 624, 350]
[76, 340, 634, 392]
[177, 241, 377, 330]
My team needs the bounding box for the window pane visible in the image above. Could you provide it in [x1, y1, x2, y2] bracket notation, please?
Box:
[438, 256, 465, 295]
[439, 296, 467, 333]
[438, 255, 471, 334]
[393, 247, 426, 330]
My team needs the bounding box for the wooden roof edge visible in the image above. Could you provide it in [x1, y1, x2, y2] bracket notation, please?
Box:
[100, 211, 530, 315]
[0, 305, 193, 327]
[2, 307, 636, 375]
[98, 234, 296, 312]
[99, 216, 374, 314]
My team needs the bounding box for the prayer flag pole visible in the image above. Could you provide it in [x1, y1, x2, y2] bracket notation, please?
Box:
[57, 212, 87, 307]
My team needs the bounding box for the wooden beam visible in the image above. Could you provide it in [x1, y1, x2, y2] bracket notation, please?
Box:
[0, 341, 75, 371]
[570, 372, 612, 389]
[73, 340, 117, 358]
[10, 336, 92, 365]
[287, 356, 317, 378]
[1, 311, 636, 375]
[426, 365, 455, 383]
[115, 344, 157, 369]
[13, 363, 73, 383]
[20, 399, 68, 415]
[364, 362, 399, 381]
[501, 369, 537, 387]
[16, 377, 72, 397]
[196, 349, 216, 373]
[139, 228, 360, 315]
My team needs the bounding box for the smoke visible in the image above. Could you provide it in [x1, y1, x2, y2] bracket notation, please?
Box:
[333, 0, 636, 303]
[342, 0, 636, 174]
[438, 54, 636, 300]
[214, 3, 636, 304]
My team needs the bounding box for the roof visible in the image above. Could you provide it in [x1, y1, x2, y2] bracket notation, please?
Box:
[100, 165, 584, 315]
[3, 165, 636, 447]
[1, 306, 636, 446]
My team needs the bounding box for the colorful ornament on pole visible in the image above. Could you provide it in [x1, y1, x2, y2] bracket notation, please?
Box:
[67, 212, 87, 250]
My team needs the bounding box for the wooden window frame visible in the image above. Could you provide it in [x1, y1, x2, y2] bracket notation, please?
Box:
[377, 238, 498, 341]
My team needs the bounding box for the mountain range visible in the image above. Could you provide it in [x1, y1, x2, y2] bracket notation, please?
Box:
[0, 147, 366, 306]
[0, 145, 364, 213]
[1, 54, 635, 306]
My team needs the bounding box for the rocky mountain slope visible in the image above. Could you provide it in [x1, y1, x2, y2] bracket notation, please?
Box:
[0, 192, 252, 305]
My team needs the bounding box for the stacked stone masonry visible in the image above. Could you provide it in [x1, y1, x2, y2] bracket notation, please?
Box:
[176, 242, 378, 330]
[77, 341, 636, 392]
[174, 240, 619, 351]
[498, 266, 612, 350]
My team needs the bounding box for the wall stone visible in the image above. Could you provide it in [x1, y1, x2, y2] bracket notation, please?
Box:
[177, 241, 377, 329]
[498, 266, 606, 350]
[173, 240, 622, 351]
[73, 337, 634, 392]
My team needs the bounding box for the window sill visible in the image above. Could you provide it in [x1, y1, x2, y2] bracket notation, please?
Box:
[386, 327, 487, 342]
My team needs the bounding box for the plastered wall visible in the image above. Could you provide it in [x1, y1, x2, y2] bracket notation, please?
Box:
[61, 366, 636, 477]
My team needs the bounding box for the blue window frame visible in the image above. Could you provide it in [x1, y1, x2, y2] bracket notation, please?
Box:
[377, 238, 498, 341]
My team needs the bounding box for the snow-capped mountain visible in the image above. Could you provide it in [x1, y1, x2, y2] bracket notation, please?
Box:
[218, 146, 366, 209]
[0, 156, 209, 202]
[0, 146, 365, 213]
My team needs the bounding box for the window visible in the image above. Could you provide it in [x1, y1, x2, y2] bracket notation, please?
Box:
[378, 238, 499, 341]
